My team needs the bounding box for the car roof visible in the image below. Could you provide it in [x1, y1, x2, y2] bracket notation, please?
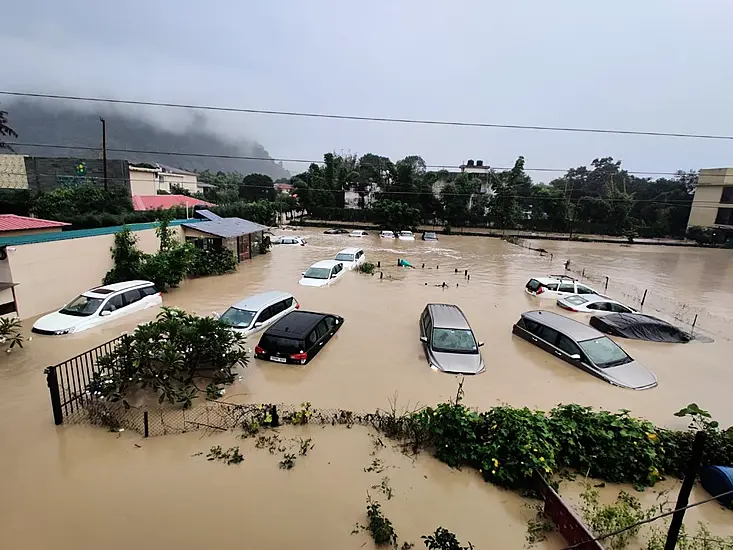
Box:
[521, 310, 602, 341]
[85, 280, 153, 297]
[231, 290, 293, 311]
[399, 230, 413, 233]
[265, 310, 332, 338]
[531, 275, 579, 284]
[310, 260, 342, 268]
[560, 294, 620, 305]
[337, 247, 361, 255]
[427, 303, 471, 329]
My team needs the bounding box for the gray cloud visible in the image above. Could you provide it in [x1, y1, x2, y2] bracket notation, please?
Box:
[3, 0, 733, 178]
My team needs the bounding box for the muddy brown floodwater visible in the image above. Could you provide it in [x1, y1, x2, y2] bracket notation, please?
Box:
[1, 230, 732, 549]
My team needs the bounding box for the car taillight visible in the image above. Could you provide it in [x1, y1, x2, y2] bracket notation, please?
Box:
[536, 286, 544, 295]
[255, 345, 265, 355]
[295, 301, 300, 309]
[290, 352, 308, 362]
[559, 303, 577, 312]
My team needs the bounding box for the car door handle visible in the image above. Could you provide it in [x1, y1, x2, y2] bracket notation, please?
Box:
[319, 342, 324, 346]
[554, 351, 562, 356]
[531, 337, 537, 342]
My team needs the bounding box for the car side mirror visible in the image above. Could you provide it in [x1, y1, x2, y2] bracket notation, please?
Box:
[420, 336, 428, 343]
[212, 312, 220, 320]
[569, 353, 581, 360]
[331, 274, 337, 278]
[478, 342, 485, 347]
[301, 272, 306, 276]
[100, 310, 111, 317]
[254, 322, 263, 328]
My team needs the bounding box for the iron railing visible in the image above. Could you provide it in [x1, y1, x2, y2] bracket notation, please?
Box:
[44, 335, 124, 425]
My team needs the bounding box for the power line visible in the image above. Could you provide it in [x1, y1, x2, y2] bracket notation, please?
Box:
[3, 141, 705, 178]
[561, 489, 733, 550]
[2, 90, 733, 141]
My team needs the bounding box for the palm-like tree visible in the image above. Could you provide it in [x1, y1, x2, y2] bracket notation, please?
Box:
[0, 108, 18, 151]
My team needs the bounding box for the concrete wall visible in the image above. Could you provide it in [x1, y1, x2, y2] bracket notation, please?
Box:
[688, 185, 724, 227]
[7, 226, 185, 320]
[0, 155, 29, 189]
[698, 168, 733, 187]
[0, 257, 14, 317]
[129, 168, 158, 195]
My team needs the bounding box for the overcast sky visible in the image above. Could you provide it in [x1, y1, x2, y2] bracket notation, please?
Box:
[3, 0, 733, 179]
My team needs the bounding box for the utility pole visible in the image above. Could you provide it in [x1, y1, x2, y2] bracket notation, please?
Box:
[100, 117, 108, 191]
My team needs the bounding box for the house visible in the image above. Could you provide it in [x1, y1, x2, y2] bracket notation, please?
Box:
[0, 214, 70, 237]
[128, 164, 161, 195]
[182, 210, 269, 262]
[131, 195, 214, 212]
[687, 168, 733, 230]
[273, 182, 294, 194]
[158, 164, 199, 195]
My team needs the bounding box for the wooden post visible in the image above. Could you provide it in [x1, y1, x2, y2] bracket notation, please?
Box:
[664, 431, 707, 550]
[143, 411, 149, 438]
[640, 289, 648, 309]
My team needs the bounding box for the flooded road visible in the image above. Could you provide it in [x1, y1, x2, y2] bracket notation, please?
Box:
[1, 230, 731, 549]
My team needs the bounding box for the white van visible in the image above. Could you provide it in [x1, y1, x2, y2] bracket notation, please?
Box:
[216, 291, 298, 337]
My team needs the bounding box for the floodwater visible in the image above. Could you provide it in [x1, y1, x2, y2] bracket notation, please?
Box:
[1, 230, 732, 549]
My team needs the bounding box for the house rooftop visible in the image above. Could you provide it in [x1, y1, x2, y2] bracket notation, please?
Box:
[182, 218, 269, 238]
[0, 214, 70, 232]
[132, 195, 213, 211]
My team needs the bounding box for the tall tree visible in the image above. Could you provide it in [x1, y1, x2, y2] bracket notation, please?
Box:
[240, 173, 275, 201]
[0, 108, 18, 151]
[490, 156, 528, 228]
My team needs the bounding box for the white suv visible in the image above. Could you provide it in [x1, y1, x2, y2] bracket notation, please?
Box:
[525, 276, 601, 299]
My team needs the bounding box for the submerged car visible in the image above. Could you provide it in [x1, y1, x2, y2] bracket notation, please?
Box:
[379, 230, 395, 239]
[334, 247, 366, 270]
[32, 280, 162, 335]
[349, 230, 369, 238]
[215, 291, 298, 337]
[590, 313, 692, 343]
[557, 294, 636, 314]
[324, 228, 349, 235]
[525, 276, 601, 299]
[298, 260, 346, 287]
[255, 310, 344, 365]
[422, 231, 439, 241]
[512, 310, 657, 390]
[398, 231, 415, 241]
[272, 236, 307, 246]
[419, 303, 485, 374]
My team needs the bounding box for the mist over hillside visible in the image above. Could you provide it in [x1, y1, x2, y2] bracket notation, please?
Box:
[3, 100, 290, 179]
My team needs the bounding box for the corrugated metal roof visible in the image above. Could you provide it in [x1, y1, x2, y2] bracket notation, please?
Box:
[132, 195, 214, 211]
[182, 217, 268, 238]
[0, 219, 201, 247]
[195, 209, 223, 221]
[0, 214, 70, 232]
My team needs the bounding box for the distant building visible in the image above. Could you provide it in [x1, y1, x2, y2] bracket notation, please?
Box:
[344, 184, 379, 210]
[129, 163, 199, 195]
[273, 182, 294, 194]
[131, 195, 213, 212]
[0, 214, 69, 237]
[687, 168, 733, 229]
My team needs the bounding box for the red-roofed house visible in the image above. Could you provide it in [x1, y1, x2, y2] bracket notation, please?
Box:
[0, 215, 70, 238]
[131, 195, 214, 212]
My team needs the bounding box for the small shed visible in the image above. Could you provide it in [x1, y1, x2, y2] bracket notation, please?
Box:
[182, 217, 270, 262]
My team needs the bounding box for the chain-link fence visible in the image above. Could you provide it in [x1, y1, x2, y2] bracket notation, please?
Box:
[565, 264, 730, 341]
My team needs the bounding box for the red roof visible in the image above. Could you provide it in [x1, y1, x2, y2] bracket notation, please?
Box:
[0, 214, 70, 232]
[132, 195, 214, 212]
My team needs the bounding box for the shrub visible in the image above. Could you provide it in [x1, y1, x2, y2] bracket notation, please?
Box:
[0, 317, 24, 351]
[88, 307, 247, 408]
[358, 261, 376, 274]
[189, 247, 238, 277]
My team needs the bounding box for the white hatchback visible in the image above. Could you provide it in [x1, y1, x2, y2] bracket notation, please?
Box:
[298, 260, 347, 287]
[557, 294, 637, 314]
[349, 230, 368, 238]
[216, 291, 298, 337]
[334, 247, 366, 270]
[398, 231, 415, 241]
[272, 236, 307, 246]
[380, 231, 395, 239]
[525, 276, 601, 299]
[32, 280, 162, 335]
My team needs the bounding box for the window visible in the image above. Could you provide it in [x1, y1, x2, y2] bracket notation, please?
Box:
[260, 335, 302, 354]
[714, 208, 733, 226]
[578, 337, 631, 368]
[140, 286, 158, 297]
[256, 306, 274, 324]
[593, 302, 612, 311]
[324, 316, 336, 331]
[122, 289, 143, 306]
[102, 295, 125, 313]
[576, 285, 595, 295]
[60, 295, 104, 317]
[283, 297, 294, 309]
[307, 330, 318, 346]
[536, 325, 560, 345]
[270, 301, 287, 316]
[544, 283, 559, 291]
[557, 335, 581, 357]
[558, 283, 575, 293]
[315, 320, 329, 339]
[304, 267, 331, 279]
[431, 328, 478, 354]
[522, 318, 541, 335]
[610, 303, 632, 313]
[335, 253, 355, 262]
[721, 186, 733, 204]
[526, 279, 540, 292]
[219, 308, 256, 328]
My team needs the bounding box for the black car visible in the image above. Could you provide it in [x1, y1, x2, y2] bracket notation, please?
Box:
[324, 228, 349, 234]
[422, 231, 439, 241]
[254, 310, 344, 365]
[589, 313, 692, 343]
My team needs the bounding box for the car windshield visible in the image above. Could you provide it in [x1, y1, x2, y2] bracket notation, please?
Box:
[304, 267, 331, 280]
[432, 328, 478, 354]
[565, 296, 588, 305]
[60, 295, 104, 317]
[578, 337, 631, 368]
[335, 253, 355, 262]
[425, 233, 436, 237]
[219, 307, 257, 328]
[400, 231, 412, 236]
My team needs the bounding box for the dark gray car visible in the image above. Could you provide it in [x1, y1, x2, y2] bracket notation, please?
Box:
[512, 310, 657, 390]
[420, 304, 485, 374]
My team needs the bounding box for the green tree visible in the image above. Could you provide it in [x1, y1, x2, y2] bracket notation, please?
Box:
[240, 173, 275, 201]
[490, 156, 527, 228]
[0, 108, 18, 151]
[372, 199, 421, 231]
